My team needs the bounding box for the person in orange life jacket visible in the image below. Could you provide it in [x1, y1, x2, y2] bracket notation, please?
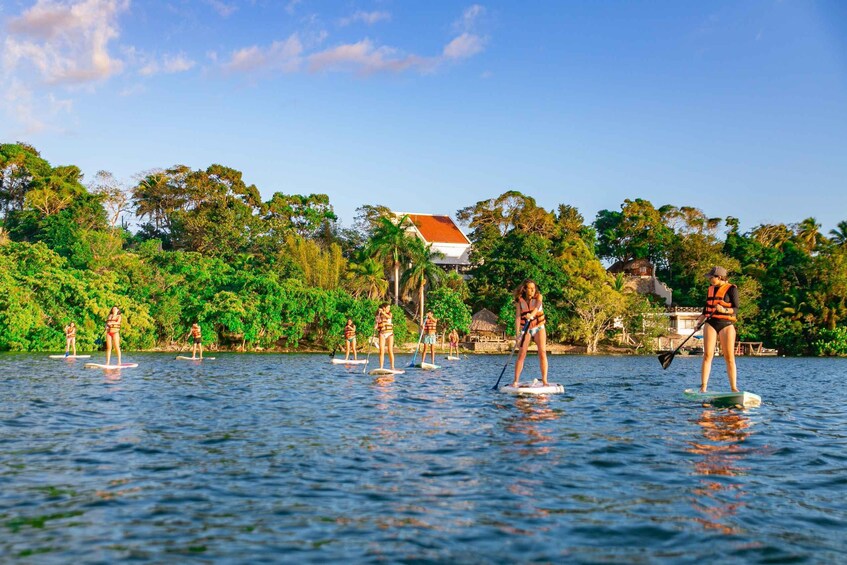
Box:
[105, 306, 122, 366]
[513, 279, 548, 387]
[421, 310, 438, 364]
[343, 318, 358, 361]
[374, 304, 396, 370]
[186, 322, 203, 359]
[696, 266, 740, 393]
[64, 322, 77, 357]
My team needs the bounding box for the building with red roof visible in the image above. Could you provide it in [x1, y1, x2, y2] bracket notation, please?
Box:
[399, 213, 472, 273]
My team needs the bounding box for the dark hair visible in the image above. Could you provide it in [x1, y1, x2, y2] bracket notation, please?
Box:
[514, 279, 540, 302]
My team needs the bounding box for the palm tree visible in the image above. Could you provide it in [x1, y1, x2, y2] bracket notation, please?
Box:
[829, 221, 847, 246]
[347, 256, 388, 300]
[367, 215, 414, 305]
[795, 217, 821, 254]
[400, 237, 444, 325]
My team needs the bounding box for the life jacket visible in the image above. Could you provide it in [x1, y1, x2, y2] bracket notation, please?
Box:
[107, 315, 121, 331]
[378, 313, 393, 334]
[705, 283, 737, 321]
[424, 317, 437, 335]
[66, 326, 76, 338]
[191, 325, 201, 338]
[519, 296, 546, 328]
[344, 324, 356, 339]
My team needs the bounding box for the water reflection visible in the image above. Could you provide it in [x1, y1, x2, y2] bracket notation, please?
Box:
[687, 409, 754, 535]
[501, 396, 562, 455]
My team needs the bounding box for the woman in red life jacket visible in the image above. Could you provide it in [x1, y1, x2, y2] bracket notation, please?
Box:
[343, 318, 358, 361]
[696, 266, 739, 392]
[64, 322, 77, 357]
[105, 306, 122, 366]
[374, 304, 396, 370]
[512, 279, 548, 387]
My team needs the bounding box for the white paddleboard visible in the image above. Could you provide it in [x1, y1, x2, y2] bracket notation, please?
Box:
[84, 362, 138, 369]
[684, 388, 761, 408]
[176, 356, 215, 360]
[418, 362, 441, 370]
[330, 358, 367, 365]
[49, 354, 91, 359]
[500, 380, 565, 395]
[445, 356, 461, 361]
[368, 368, 405, 375]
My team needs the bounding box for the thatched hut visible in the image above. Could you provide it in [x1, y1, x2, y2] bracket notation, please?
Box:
[469, 308, 506, 342]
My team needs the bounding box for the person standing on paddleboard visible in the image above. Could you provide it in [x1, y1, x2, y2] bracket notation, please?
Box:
[512, 279, 548, 387]
[64, 322, 77, 357]
[343, 318, 358, 361]
[422, 310, 438, 365]
[187, 322, 203, 360]
[697, 266, 739, 393]
[448, 328, 459, 358]
[375, 304, 396, 370]
[105, 306, 122, 366]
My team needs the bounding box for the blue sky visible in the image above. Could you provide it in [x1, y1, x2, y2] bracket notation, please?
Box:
[2, 0, 845, 234]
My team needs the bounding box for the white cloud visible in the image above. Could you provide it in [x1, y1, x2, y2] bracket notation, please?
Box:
[443, 32, 484, 60]
[3, 0, 129, 85]
[139, 53, 197, 76]
[307, 39, 432, 74]
[222, 35, 304, 73]
[205, 0, 237, 18]
[454, 4, 485, 33]
[339, 10, 391, 27]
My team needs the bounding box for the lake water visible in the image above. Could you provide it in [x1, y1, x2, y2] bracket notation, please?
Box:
[1, 352, 845, 563]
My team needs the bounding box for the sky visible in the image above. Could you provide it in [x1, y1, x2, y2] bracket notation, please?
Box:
[1, 0, 846, 234]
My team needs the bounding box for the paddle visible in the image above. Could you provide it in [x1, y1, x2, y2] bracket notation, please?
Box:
[363, 328, 377, 374]
[658, 316, 709, 370]
[408, 325, 426, 367]
[491, 318, 533, 390]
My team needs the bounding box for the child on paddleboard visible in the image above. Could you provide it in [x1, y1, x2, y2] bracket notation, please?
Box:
[187, 322, 203, 359]
[422, 310, 438, 365]
[448, 328, 459, 358]
[343, 318, 358, 360]
[697, 266, 739, 393]
[375, 304, 396, 370]
[64, 322, 77, 357]
[513, 279, 548, 387]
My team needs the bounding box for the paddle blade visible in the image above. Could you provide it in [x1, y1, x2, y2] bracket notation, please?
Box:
[658, 351, 674, 370]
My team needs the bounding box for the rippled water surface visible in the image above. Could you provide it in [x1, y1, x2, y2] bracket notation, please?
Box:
[2, 352, 846, 563]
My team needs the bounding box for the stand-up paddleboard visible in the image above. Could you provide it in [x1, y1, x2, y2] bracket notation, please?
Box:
[175, 356, 215, 361]
[418, 362, 441, 370]
[49, 354, 91, 359]
[330, 358, 367, 365]
[368, 368, 405, 376]
[445, 356, 461, 361]
[684, 388, 762, 408]
[84, 362, 138, 369]
[500, 379, 565, 395]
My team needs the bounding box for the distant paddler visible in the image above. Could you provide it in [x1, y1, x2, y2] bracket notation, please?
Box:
[64, 322, 77, 357]
[421, 310, 438, 365]
[375, 304, 397, 371]
[512, 279, 548, 387]
[186, 322, 204, 360]
[447, 328, 460, 359]
[343, 318, 358, 361]
[104, 306, 122, 366]
[698, 266, 739, 393]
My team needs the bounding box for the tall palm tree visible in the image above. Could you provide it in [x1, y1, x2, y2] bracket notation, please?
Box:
[367, 215, 414, 305]
[347, 256, 388, 300]
[829, 221, 847, 246]
[795, 217, 821, 254]
[400, 237, 444, 325]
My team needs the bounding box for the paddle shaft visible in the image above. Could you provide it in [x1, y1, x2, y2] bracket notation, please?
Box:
[408, 325, 426, 367]
[492, 318, 533, 390]
[363, 328, 377, 373]
[659, 315, 710, 369]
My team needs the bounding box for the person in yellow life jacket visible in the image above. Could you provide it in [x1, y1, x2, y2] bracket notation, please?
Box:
[186, 322, 203, 360]
[343, 318, 358, 361]
[374, 304, 396, 370]
[513, 279, 548, 387]
[421, 310, 438, 365]
[64, 322, 77, 357]
[696, 266, 739, 393]
[105, 306, 122, 366]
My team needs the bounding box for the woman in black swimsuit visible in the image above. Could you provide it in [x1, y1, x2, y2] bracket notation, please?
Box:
[696, 266, 739, 393]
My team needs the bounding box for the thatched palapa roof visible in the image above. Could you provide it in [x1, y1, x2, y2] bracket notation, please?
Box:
[470, 308, 505, 333]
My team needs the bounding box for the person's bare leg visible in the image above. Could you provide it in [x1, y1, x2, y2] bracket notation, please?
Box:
[700, 324, 717, 392]
[719, 326, 738, 392]
[115, 334, 121, 366]
[106, 334, 113, 365]
[387, 335, 395, 369]
[537, 331, 548, 385]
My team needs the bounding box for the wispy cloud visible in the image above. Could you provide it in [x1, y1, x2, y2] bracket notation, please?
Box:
[308, 39, 432, 74]
[205, 0, 237, 18]
[339, 10, 391, 27]
[139, 53, 197, 77]
[222, 35, 305, 73]
[3, 0, 128, 84]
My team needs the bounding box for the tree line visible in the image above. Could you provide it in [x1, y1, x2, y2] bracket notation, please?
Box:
[2, 142, 846, 355]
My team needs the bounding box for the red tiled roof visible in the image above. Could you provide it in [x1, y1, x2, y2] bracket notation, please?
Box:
[406, 214, 470, 245]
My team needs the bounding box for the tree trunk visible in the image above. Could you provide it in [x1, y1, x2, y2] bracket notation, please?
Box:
[393, 263, 399, 305]
[419, 281, 425, 326]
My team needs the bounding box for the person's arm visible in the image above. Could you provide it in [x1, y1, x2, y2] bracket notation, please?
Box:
[528, 294, 544, 319]
[514, 301, 521, 336]
[718, 285, 740, 317]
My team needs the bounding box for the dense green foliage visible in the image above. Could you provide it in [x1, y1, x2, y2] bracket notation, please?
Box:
[2, 142, 846, 355]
